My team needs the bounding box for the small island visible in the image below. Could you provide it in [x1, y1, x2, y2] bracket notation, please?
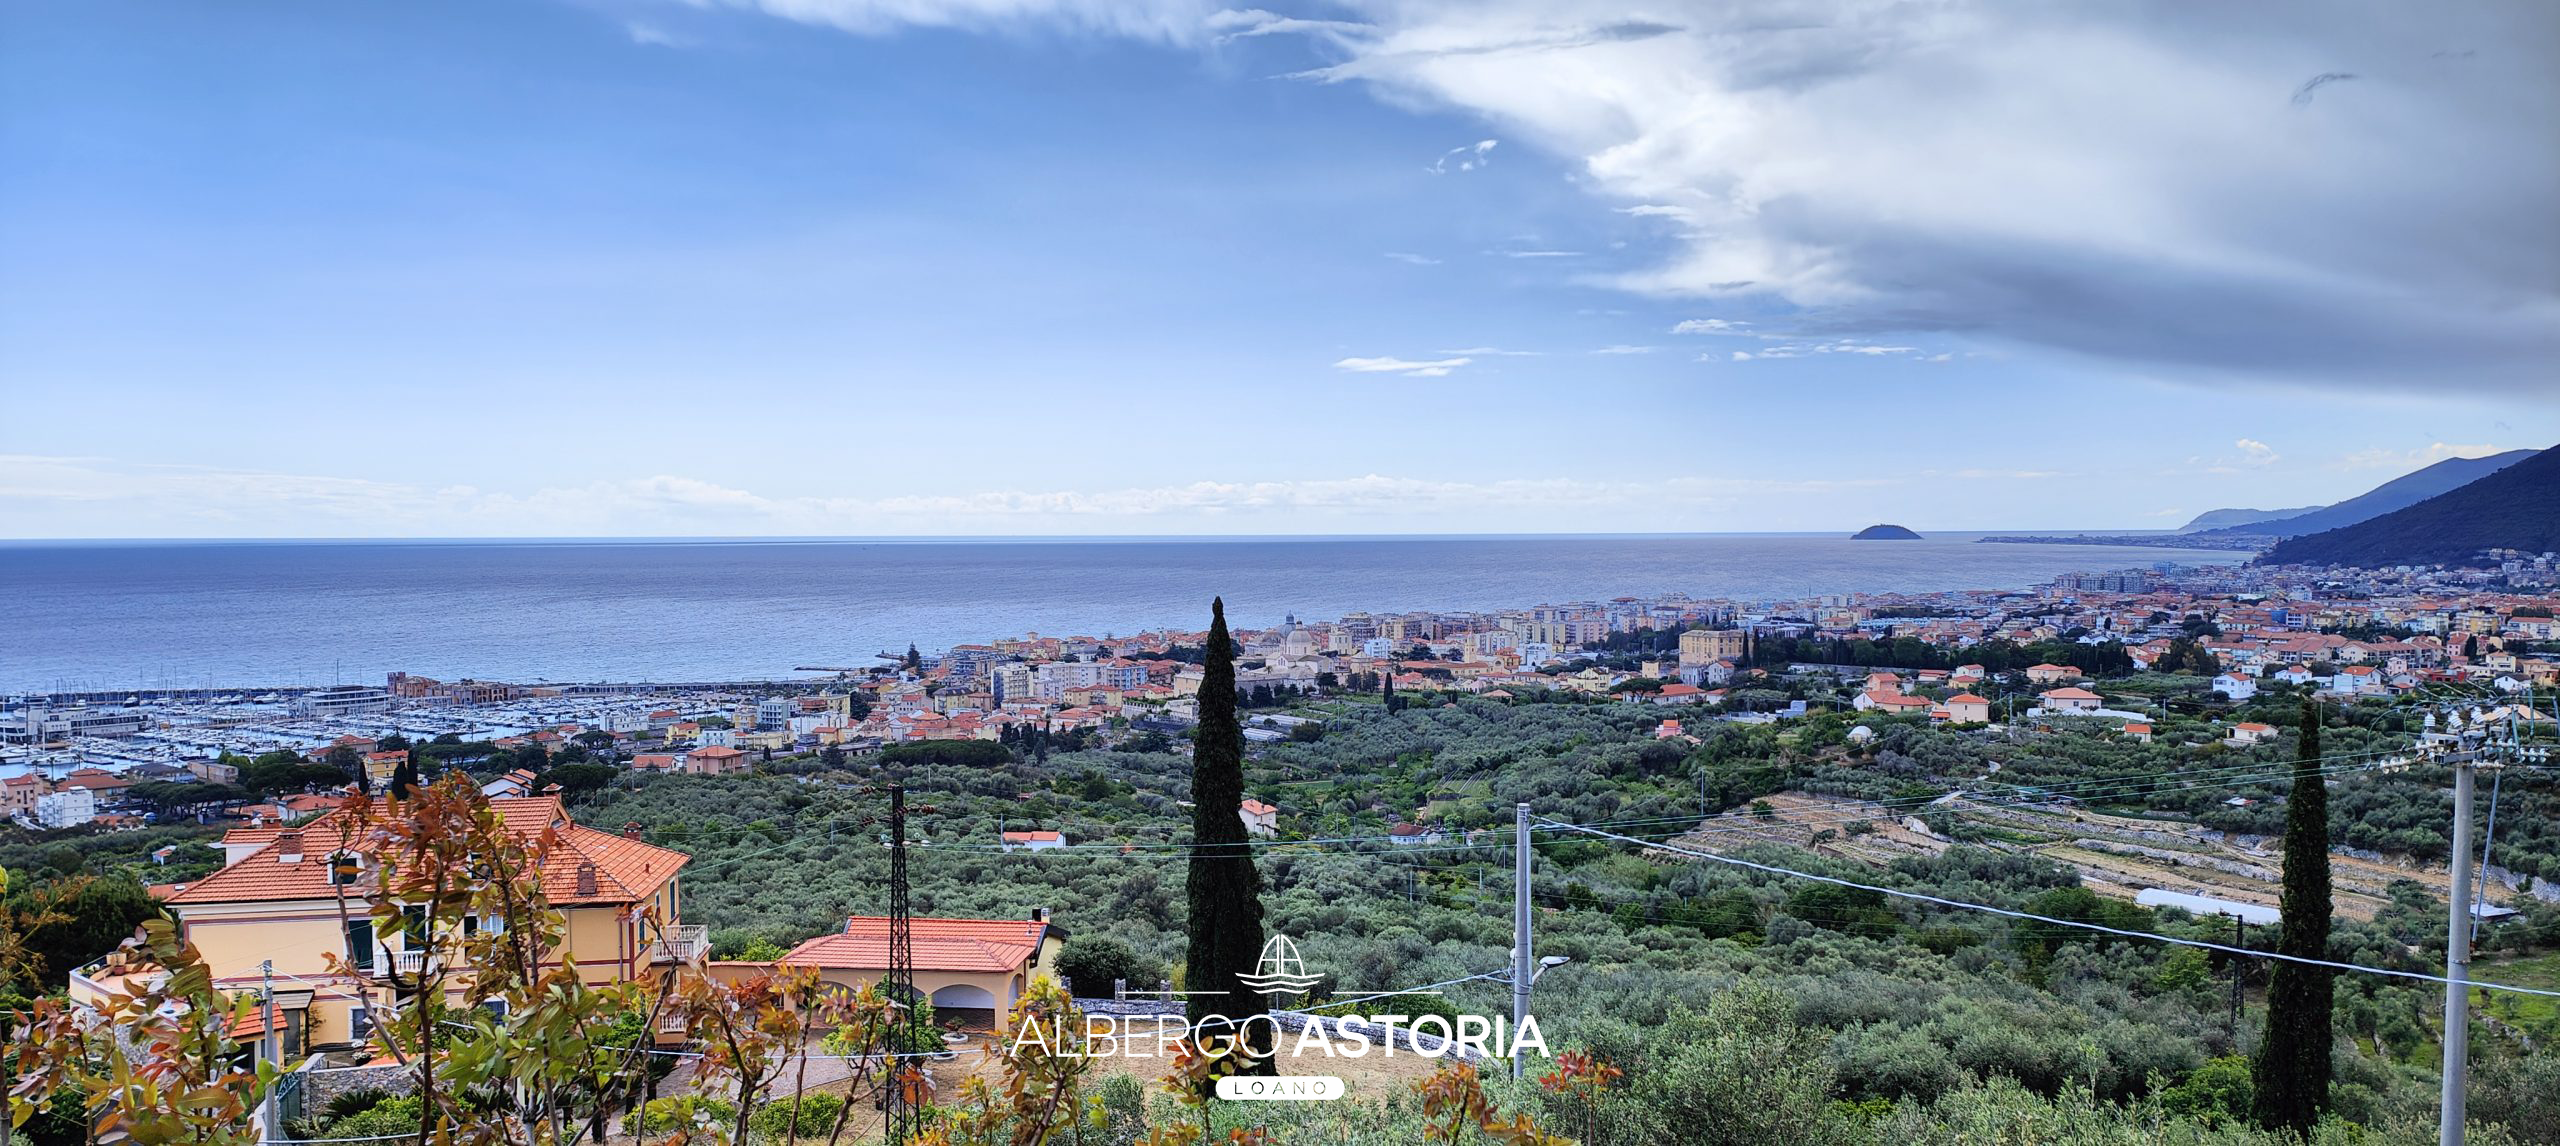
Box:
[1852, 524, 1922, 540]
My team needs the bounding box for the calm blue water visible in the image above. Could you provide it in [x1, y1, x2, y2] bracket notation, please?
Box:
[0, 536, 2241, 692]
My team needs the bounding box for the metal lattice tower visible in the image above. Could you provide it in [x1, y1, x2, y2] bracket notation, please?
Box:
[885, 782, 919, 1143]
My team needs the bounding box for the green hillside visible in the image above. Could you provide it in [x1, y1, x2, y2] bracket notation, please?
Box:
[2200, 449, 2536, 539]
[2261, 444, 2560, 567]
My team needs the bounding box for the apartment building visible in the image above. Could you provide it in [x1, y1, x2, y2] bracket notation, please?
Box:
[1677, 627, 1747, 667]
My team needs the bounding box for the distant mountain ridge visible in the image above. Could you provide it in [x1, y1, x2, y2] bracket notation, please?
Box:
[2262, 444, 2560, 567]
[2192, 450, 2538, 539]
[2177, 506, 2318, 532]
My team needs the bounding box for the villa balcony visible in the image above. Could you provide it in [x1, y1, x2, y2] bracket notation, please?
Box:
[651, 924, 709, 964]
[371, 949, 429, 979]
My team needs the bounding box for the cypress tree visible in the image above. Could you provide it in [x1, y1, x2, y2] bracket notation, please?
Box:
[1184, 598, 1270, 1073]
[2252, 700, 2334, 1133]
[1381, 668, 1398, 713]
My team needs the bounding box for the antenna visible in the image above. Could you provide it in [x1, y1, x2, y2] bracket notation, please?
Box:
[885, 781, 921, 1144]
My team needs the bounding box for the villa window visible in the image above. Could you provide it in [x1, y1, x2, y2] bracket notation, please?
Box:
[345, 919, 375, 969]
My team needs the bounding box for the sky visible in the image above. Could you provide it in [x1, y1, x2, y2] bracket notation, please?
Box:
[2, 0, 2555, 538]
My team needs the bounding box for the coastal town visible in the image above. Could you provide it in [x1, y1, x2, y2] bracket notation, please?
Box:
[7, 551, 2554, 834]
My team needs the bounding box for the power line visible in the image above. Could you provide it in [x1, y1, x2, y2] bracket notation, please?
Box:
[1534, 818, 2560, 1002]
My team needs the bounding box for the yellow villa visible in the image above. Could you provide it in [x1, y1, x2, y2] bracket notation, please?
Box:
[72, 796, 697, 1063]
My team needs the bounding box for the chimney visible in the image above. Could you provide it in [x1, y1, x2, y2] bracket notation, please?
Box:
[276, 830, 303, 863]
[623, 822, 644, 841]
[574, 861, 599, 897]
[1032, 907, 1051, 924]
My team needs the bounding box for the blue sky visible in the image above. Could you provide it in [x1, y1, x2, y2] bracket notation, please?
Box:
[3, 0, 2554, 538]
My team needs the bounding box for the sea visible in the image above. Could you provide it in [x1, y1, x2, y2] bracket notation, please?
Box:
[0, 535, 2244, 694]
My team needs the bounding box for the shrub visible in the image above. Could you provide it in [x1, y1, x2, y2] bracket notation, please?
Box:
[319, 1087, 395, 1125]
[1094, 1073, 1147, 1144]
[2157, 1055, 2254, 1128]
[1584, 987, 1842, 1146]
[638, 1095, 737, 1134]
[747, 1092, 845, 1139]
[1055, 937, 1158, 999]
[324, 1095, 425, 1140]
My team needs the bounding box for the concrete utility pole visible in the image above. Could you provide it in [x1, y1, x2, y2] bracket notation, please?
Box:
[2443, 694, 2539, 1146]
[2440, 755, 2475, 1146]
[1512, 802, 1533, 1081]
[262, 959, 280, 1143]
[2228, 918, 2244, 1045]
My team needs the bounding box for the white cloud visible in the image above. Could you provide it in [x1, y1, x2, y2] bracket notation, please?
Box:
[2234, 438, 2281, 467]
[1616, 204, 1695, 222]
[1489, 248, 1580, 258]
[1439, 346, 1539, 356]
[625, 22, 685, 46]
[1429, 138, 1499, 174]
[0, 454, 1907, 536]
[1333, 354, 1471, 377]
[1208, 7, 1370, 45]
[1590, 344, 1655, 354]
[1725, 339, 1925, 362]
[707, 0, 1214, 42]
[1670, 318, 1750, 335]
[2337, 442, 2509, 470]
[1383, 251, 1442, 265]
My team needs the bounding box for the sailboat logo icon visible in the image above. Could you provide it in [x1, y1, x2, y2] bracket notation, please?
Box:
[1237, 934, 1324, 997]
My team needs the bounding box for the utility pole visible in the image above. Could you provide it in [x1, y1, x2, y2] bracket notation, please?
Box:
[1511, 803, 1532, 1081]
[2228, 918, 2244, 1045]
[886, 782, 918, 1146]
[2440, 755, 2476, 1146]
[262, 960, 280, 1143]
[2444, 695, 2532, 1146]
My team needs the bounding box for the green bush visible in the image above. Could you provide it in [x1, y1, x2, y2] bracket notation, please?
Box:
[320, 1087, 395, 1125]
[1055, 936, 1158, 999]
[2157, 1056, 2254, 1128]
[638, 1095, 737, 1134]
[1094, 1073, 1147, 1144]
[324, 1095, 425, 1140]
[747, 1092, 845, 1139]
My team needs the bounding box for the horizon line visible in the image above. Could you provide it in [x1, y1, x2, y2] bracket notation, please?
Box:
[0, 528, 2223, 546]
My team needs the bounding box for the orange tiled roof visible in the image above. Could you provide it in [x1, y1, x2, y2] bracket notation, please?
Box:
[780, 916, 1052, 975]
[167, 796, 686, 908]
